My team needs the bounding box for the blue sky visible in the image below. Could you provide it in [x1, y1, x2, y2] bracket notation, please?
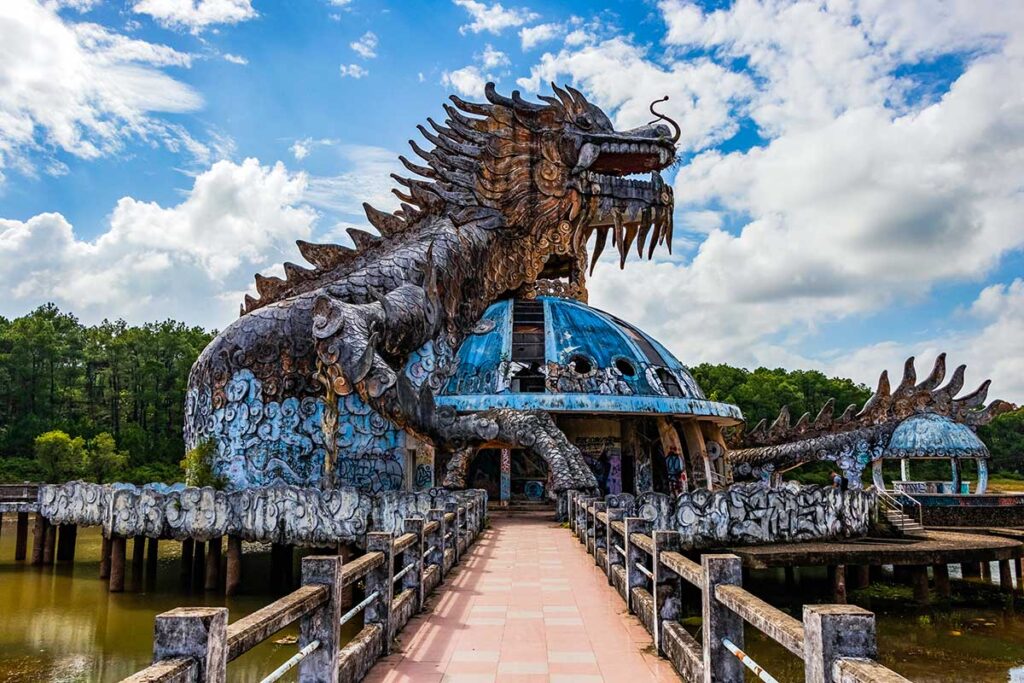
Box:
[1, 0, 1023, 401]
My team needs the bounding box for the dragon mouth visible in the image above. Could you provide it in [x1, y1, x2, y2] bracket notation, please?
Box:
[573, 139, 676, 271]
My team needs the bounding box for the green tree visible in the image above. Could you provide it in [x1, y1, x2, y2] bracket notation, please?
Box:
[34, 430, 84, 482]
[180, 440, 225, 489]
[81, 432, 130, 483]
[978, 407, 1024, 474]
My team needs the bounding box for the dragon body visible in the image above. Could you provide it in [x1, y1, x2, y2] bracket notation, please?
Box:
[185, 83, 679, 494]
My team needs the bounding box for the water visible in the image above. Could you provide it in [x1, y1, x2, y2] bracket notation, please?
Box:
[736, 566, 1024, 682]
[0, 522, 305, 682]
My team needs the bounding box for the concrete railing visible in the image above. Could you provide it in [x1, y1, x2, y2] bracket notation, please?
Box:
[567, 491, 912, 683]
[121, 500, 484, 683]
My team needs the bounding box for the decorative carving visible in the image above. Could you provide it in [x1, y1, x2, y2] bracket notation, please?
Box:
[186, 83, 681, 494]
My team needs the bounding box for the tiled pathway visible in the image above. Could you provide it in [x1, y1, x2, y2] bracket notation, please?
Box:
[365, 512, 681, 682]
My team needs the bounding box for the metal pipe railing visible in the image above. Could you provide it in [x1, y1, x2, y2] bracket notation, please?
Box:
[260, 640, 321, 683]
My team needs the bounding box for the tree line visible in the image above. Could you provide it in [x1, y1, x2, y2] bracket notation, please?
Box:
[0, 304, 1020, 484]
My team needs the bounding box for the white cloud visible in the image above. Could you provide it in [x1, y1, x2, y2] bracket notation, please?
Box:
[339, 63, 368, 78]
[480, 44, 509, 69]
[519, 22, 560, 50]
[0, 0, 204, 181]
[453, 0, 538, 35]
[290, 137, 336, 161]
[350, 31, 378, 59]
[303, 144, 402, 216]
[441, 66, 487, 98]
[222, 52, 248, 65]
[131, 0, 257, 33]
[0, 158, 316, 328]
[517, 36, 753, 150]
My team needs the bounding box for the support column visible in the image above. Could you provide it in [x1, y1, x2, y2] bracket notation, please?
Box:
[414, 444, 435, 490]
[950, 459, 962, 494]
[225, 536, 242, 597]
[853, 565, 871, 590]
[681, 420, 714, 491]
[56, 524, 77, 563]
[132, 535, 146, 577]
[933, 564, 951, 598]
[146, 537, 159, 579]
[192, 540, 206, 589]
[100, 535, 112, 579]
[701, 554, 744, 683]
[961, 561, 980, 578]
[999, 559, 1013, 592]
[15, 512, 30, 561]
[803, 605, 877, 683]
[981, 561, 992, 582]
[205, 536, 222, 591]
[499, 447, 511, 505]
[657, 417, 688, 494]
[31, 514, 46, 565]
[43, 520, 57, 565]
[624, 420, 652, 494]
[785, 566, 796, 590]
[832, 564, 847, 604]
[109, 536, 126, 593]
[910, 566, 930, 605]
[181, 539, 195, 584]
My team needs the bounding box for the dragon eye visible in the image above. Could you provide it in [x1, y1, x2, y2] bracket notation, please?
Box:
[575, 114, 593, 129]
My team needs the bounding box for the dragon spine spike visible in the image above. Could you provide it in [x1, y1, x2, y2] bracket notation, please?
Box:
[448, 93, 490, 117]
[813, 397, 835, 427]
[770, 405, 791, 432]
[793, 412, 811, 430]
[893, 356, 917, 395]
[933, 363, 966, 403]
[347, 228, 380, 251]
[362, 202, 405, 235]
[915, 352, 946, 392]
[837, 403, 857, 423]
[954, 379, 990, 409]
[856, 369, 891, 419]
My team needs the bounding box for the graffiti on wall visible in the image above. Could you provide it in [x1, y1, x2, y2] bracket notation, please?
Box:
[500, 448, 511, 502]
[575, 436, 622, 494]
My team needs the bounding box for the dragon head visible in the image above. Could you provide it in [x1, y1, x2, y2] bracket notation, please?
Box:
[389, 82, 678, 283]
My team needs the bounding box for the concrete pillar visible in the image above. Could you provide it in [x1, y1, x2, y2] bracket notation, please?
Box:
[853, 565, 871, 590]
[42, 520, 57, 565]
[652, 530, 681, 655]
[624, 517, 653, 614]
[132, 535, 146, 577]
[205, 536, 222, 591]
[499, 447, 511, 505]
[15, 512, 29, 561]
[404, 518, 425, 610]
[225, 536, 242, 597]
[680, 420, 714, 490]
[192, 541, 206, 589]
[152, 607, 227, 683]
[426, 509, 445, 578]
[933, 564, 951, 598]
[657, 417, 688, 494]
[606, 507, 626, 584]
[1015, 556, 1024, 596]
[56, 524, 77, 563]
[181, 538, 195, 584]
[701, 554, 744, 683]
[900, 459, 910, 482]
[109, 536, 126, 592]
[100, 535, 112, 579]
[910, 566, 929, 604]
[961, 561, 980, 578]
[299, 556, 344, 681]
[146, 537, 159, 578]
[832, 565, 847, 604]
[981, 561, 992, 582]
[950, 459, 962, 493]
[803, 605, 877, 683]
[785, 566, 796, 590]
[31, 514, 46, 565]
[999, 559, 1013, 592]
[365, 532, 395, 654]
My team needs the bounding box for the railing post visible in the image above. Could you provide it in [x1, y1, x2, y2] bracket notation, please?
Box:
[365, 532, 395, 655]
[701, 554, 744, 683]
[444, 502, 460, 564]
[298, 555, 343, 682]
[152, 606, 228, 682]
[606, 507, 626, 584]
[624, 517, 652, 614]
[426, 509, 444, 577]
[592, 502, 607, 567]
[568, 491, 577, 536]
[652, 530, 681, 654]
[803, 605, 877, 683]
[404, 518, 425, 610]
[576, 496, 591, 544]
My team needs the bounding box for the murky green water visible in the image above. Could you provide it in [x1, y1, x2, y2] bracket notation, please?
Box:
[0, 521, 306, 682]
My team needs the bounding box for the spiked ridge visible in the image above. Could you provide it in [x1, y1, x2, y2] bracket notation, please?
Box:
[730, 354, 1016, 449]
[239, 82, 678, 315]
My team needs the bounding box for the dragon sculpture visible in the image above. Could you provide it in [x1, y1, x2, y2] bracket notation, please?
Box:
[185, 83, 680, 494]
[727, 353, 1015, 488]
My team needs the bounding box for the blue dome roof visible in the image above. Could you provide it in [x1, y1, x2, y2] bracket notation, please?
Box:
[887, 412, 989, 459]
[436, 296, 743, 422]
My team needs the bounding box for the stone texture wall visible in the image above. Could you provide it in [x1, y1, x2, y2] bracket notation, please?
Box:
[39, 481, 485, 546]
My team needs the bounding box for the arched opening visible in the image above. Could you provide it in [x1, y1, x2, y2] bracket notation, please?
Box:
[465, 447, 551, 503]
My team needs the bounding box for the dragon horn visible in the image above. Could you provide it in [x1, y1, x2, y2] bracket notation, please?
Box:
[932, 363, 965, 405]
[550, 82, 576, 111]
[449, 94, 491, 117]
[857, 370, 891, 418]
[893, 356, 916, 395]
[648, 96, 681, 144]
[484, 82, 515, 108]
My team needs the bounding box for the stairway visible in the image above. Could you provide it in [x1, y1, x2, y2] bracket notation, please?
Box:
[883, 508, 924, 534]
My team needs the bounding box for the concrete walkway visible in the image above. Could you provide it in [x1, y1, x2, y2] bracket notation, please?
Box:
[365, 512, 681, 683]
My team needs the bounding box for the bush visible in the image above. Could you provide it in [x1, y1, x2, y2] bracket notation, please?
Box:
[0, 457, 47, 483]
[180, 440, 225, 489]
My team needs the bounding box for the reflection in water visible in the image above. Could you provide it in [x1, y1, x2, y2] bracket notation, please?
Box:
[0, 522, 303, 682]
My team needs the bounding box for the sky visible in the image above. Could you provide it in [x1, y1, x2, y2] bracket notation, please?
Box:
[1, 0, 1023, 402]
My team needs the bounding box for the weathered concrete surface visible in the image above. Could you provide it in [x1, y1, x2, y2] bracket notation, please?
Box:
[701, 554, 744, 683]
[715, 583, 804, 657]
[662, 621, 702, 683]
[833, 657, 912, 682]
[226, 585, 328, 660]
[153, 607, 228, 683]
[727, 529, 1022, 569]
[804, 605, 876, 683]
